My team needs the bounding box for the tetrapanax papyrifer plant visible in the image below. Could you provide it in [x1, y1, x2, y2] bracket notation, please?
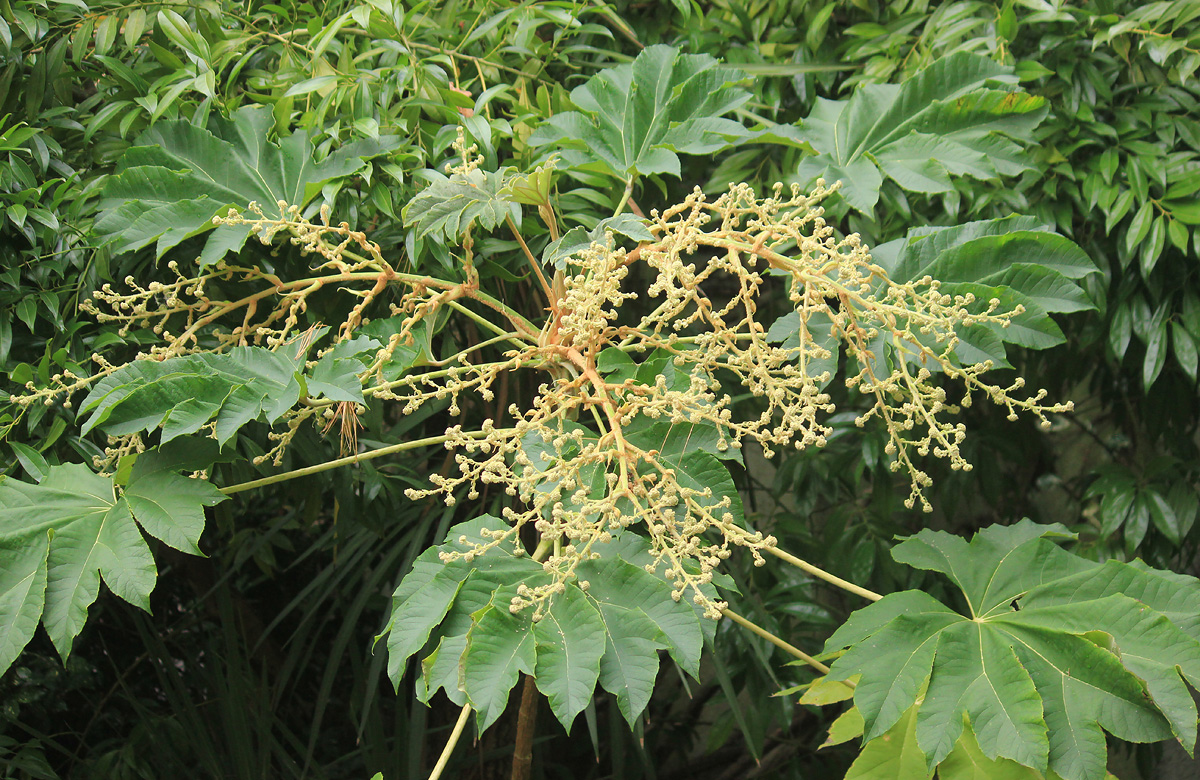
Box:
[4, 47, 1199, 780]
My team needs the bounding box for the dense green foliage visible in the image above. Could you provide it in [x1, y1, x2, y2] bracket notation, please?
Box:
[3, 2, 1200, 780]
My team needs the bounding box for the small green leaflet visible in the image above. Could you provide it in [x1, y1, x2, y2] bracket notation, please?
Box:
[868, 216, 1097, 368]
[384, 517, 704, 731]
[76, 337, 403, 445]
[402, 167, 520, 245]
[793, 52, 1047, 214]
[766, 307, 840, 388]
[95, 105, 396, 264]
[79, 346, 306, 445]
[0, 457, 225, 671]
[541, 214, 653, 270]
[530, 45, 808, 180]
[823, 520, 1200, 780]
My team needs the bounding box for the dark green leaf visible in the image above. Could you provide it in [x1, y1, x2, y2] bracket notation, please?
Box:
[463, 600, 536, 731]
[0, 462, 224, 669]
[826, 522, 1200, 780]
[792, 52, 1046, 213]
[529, 45, 757, 179]
[79, 346, 305, 445]
[95, 105, 396, 262]
[534, 585, 606, 730]
[1172, 322, 1198, 382]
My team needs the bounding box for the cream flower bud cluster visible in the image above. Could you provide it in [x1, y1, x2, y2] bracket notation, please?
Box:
[21, 182, 1073, 619]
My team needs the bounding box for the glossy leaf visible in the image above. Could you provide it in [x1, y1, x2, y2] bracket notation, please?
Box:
[529, 45, 801, 179]
[0, 460, 224, 669]
[793, 52, 1047, 214]
[825, 521, 1200, 780]
[95, 105, 396, 263]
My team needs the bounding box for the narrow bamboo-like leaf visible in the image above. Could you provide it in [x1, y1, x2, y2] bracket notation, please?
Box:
[799, 674, 858, 705]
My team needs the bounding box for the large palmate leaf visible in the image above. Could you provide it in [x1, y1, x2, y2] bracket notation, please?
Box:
[0, 456, 225, 671]
[529, 45, 808, 180]
[823, 520, 1200, 780]
[793, 52, 1047, 214]
[835, 705, 1101, 780]
[869, 216, 1098, 367]
[94, 105, 395, 264]
[384, 517, 704, 731]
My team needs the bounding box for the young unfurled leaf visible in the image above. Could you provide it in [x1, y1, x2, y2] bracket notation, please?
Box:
[844, 705, 928, 780]
[0, 459, 225, 671]
[402, 167, 519, 244]
[824, 520, 1200, 780]
[793, 52, 1047, 214]
[95, 105, 396, 264]
[842, 706, 1086, 780]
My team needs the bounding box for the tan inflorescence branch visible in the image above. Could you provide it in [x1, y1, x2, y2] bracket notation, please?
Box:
[12, 180, 1068, 615]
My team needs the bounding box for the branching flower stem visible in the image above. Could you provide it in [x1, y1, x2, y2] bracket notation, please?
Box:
[721, 608, 831, 675]
[507, 214, 556, 307]
[219, 429, 513, 495]
[762, 547, 883, 602]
